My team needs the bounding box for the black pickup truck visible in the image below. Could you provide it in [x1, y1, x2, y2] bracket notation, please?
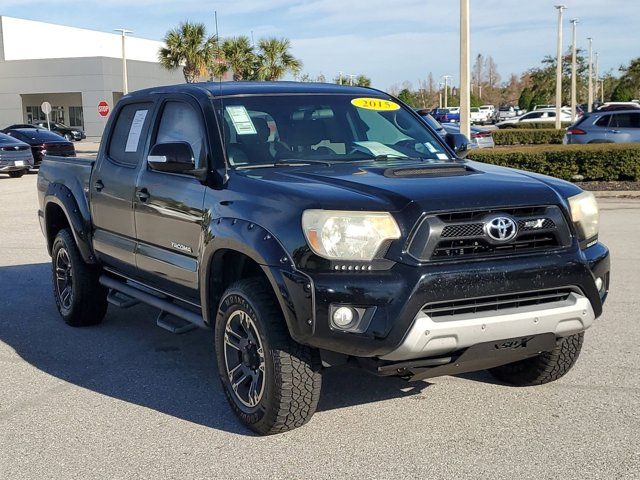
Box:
[37, 82, 609, 434]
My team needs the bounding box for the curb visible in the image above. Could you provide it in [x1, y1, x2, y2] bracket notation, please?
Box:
[591, 190, 640, 198]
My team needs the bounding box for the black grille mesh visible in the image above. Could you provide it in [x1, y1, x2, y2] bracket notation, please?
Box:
[424, 288, 573, 317]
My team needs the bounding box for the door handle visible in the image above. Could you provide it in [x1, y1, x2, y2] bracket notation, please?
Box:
[94, 179, 104, 192]
[608, 129, 621, 134]
[136, 188, 150, 202]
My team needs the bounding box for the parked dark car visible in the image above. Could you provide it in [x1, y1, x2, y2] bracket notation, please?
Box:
[0, 132, 34, 177]
[31, 121, 86, 141]
[2, 128, 75, 167]
[37, 82, 608, 435]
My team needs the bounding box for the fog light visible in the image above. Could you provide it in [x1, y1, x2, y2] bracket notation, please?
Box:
[595, 277, 604, 292]
[332, 307, 355, 328]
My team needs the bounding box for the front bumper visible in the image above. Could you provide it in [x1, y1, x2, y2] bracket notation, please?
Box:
[284, 242, 609, 359]
[380, 292, 594, 361]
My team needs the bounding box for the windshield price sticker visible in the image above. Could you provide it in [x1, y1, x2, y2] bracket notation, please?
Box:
[226, 106, 257, 135]
[353, 141, 405, 157]
[351, 98, 400, 111]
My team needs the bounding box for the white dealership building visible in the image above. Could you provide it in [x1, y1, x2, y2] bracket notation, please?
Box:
[0, 16, 185, 137]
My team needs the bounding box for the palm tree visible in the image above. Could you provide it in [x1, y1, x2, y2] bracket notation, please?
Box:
[212, 36, 257, 81]
[158, 22, 217, 83]
[257, 38, 302, 81]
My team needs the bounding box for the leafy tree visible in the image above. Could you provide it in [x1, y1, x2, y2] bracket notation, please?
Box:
[355, 74, 371, 87]
[158, 22, 218, 83]
[518, 87, 533, 110]
[612, 58, 640, 101]
[211, 36, 257, 81]
[257, 38, 302, 81]
[398, 88, 415, 106]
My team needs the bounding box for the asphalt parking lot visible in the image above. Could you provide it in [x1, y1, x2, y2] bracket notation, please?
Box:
[1, 174, 639, 479]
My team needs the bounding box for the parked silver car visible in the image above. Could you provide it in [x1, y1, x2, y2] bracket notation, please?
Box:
[0, 132, 34, 178]
[564, 110, 640, 144]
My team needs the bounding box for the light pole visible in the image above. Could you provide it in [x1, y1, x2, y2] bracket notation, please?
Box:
[587, 37, 593, 112]
[570, 19, 578, 122]
[594, 52, 599, 104]
[114, 28, 132, 95]
[459, 0, 471, 139]
[438, 82, 444, 108]
[442, 75, 452, 109]
[554, 5, 566, 129]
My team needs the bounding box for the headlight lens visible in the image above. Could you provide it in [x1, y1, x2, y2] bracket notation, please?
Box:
[302, 210, 401, 261]
[568, 191, 599, 243]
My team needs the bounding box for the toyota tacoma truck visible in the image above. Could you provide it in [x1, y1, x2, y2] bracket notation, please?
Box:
[37, 82, 609, 435]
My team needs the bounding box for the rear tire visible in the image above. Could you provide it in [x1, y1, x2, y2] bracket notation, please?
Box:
[8, 171, 25, 178]
[488, 333, 584, 386]
[214, 277, 322, 435]
[51, 229, 108, 326]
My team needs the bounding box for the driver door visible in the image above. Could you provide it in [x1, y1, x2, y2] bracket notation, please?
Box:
[133, 96, 209, 302]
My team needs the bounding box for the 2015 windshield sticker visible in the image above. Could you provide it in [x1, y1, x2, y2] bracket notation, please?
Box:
[351, 98, 400, 111]
[226, 106, 257, 135]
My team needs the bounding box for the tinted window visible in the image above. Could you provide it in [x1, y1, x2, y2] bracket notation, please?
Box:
[610, 112, 640, 128]
[218, 94, 450, 168]
[155, 101, 207, 168]
[594, 115, 610, 127]
[108, 102, 153, 166]
[521, 112, 544, 120]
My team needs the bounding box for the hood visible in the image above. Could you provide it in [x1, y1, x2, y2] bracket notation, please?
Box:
[239, 160, 567, 215]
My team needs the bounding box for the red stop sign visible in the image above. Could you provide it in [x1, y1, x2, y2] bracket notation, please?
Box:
[97, 101, 110, 117]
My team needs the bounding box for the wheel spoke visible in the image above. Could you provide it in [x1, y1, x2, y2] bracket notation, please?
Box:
[224, 332, 242, 351]
[60, 286, 71, 306]
[248, 375, 260, 406]
[231, 373, 249, 393]
[227, 363, 242, 382]
[55, 267, 66, 280]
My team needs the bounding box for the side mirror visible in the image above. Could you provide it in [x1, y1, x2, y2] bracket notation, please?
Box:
[444, 132, 470, 159]
[147, 142, 195, 173]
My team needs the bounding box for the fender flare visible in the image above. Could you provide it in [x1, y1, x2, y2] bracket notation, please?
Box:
[43, 183, 95, 263]
[199, 217, 315, 343]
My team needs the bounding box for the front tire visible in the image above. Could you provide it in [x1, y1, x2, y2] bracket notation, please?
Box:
[51, 229, 108, 326]
[488, 333, 584, 386]
[8, 171, 25, 178]
[215, 278, 322, 435]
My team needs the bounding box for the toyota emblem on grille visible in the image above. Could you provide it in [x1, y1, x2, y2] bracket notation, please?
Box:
[485, 216, 518, 242]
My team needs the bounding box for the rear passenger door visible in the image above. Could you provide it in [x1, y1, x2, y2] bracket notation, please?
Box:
[133, 96, 208, 302]
[606, 112, 640, 142]
[91, 101, 155, 277]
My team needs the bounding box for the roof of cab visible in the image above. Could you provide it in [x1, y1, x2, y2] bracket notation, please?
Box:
[127, 81, 385, 99]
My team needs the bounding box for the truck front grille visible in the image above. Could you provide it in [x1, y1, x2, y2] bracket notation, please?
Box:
[423, 288, 574, 318]
[406, 205, 572, 261]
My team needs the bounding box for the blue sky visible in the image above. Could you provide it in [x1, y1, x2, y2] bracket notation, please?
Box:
[2, 0, 638, 88]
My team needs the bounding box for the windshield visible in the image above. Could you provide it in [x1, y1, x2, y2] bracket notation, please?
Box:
[216, 94, 451, 168]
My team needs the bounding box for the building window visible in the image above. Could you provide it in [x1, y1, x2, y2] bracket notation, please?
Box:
[69, 107, 84, 128]
[26, 106, 46, 123]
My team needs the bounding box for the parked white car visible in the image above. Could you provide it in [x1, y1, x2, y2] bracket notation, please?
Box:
[470, 107, 489, 124]
[496, 108, 573, 128]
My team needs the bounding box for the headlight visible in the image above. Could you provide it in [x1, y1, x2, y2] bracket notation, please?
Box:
[302, 210, 401, 261]
[568, 191, 599, 243]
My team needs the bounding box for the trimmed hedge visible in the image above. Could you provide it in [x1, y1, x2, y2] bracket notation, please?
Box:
[467, 143, 640, 181]
[499, 122, 571, 129]
[493, 128, 565, 146]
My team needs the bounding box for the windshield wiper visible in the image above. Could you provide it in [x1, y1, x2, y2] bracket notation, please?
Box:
[354, 154, 439, 163]
[235, 158, 333, 170]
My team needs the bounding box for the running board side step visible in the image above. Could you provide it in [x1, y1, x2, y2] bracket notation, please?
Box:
[107, 290, 140, 308]
[99, 275, 207, 330]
